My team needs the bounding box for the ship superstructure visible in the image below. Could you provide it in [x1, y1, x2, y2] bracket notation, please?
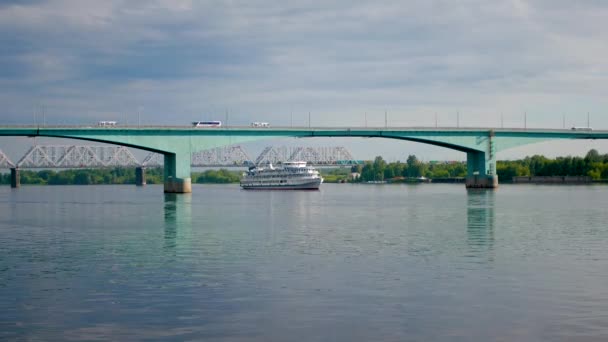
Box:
[240, 161, 323, 190]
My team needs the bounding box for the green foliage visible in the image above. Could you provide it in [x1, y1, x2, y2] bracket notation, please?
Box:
[0, 167, 164, 185]
[585, 149, 601, 163]
[193, 169, 240, 183]
[519, 154, 599, 180]
[496, 162, 529, 182]
[353, 149, 608, 183]
[144, 168, 164, 184]
[319, 168, 350, 183]
[354, 156, 465, 182]
[498, 149, 608, 181]
[425, 161, 465, 178]
[3, 149, 608, 186]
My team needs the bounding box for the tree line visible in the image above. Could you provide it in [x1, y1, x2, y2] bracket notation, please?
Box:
[496, 149, 608, 181]
[0, 168, 242, 185]
[351, 155, 467, 182]
[351, 149, 608, 182]
[0, 168, 160, 185]
[2, 149, 608, 185]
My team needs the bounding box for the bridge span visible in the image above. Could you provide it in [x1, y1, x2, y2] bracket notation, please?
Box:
[1, 126, 607, 193]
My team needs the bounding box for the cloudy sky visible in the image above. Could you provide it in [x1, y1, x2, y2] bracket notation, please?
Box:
[1, 0, 607, 161]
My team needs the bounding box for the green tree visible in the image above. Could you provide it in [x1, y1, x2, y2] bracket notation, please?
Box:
[585, 149, 601, 163]
[74, 171, 92, 185]
[383, 167, 394, 180]
[405, 155, 425, 177]
[194, 169, 240, 183]
[496, 162, 529, 182]
[373, 156, 386, 179]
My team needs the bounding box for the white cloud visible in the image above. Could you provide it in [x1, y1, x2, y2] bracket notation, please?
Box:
[1, 0, 608, 159]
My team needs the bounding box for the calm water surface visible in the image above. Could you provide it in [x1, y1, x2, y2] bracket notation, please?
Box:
[1, 184, 608, 341]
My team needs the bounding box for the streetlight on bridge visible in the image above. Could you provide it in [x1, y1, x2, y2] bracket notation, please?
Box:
[137, 106, 143, 128]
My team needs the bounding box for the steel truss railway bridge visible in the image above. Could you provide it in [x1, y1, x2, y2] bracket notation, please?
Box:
[0, 144, 359, 187]
[1, 126, 607, 193]
[0, 145, 357, 169]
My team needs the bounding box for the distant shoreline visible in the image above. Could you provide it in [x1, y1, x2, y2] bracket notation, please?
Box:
[4, 180, 608, 186]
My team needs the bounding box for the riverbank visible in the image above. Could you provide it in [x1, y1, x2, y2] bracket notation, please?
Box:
[0, 168, 243, 186]
[4, 169, 608, 186]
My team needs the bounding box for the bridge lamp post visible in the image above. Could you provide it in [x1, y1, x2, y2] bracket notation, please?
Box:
[137, 106, 143, 128]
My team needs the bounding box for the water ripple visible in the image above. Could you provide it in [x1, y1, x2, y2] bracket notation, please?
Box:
[1, 184, 608, 340]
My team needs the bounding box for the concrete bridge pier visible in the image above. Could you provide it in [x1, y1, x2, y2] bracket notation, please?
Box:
[135, 167, 146, 186]
[466, 174, 498, 189]
[466, 151, 498, 189]
[163, 153, 192, 193]
[10, 167, 20, 188]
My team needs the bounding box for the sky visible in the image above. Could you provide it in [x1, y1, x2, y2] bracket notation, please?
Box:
[1, 0, 608, 162]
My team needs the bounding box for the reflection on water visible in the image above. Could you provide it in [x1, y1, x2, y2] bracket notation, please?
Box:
[466, 190, 495, 259]
[3, 184, 608, 341]
[163, 193, 191, 251]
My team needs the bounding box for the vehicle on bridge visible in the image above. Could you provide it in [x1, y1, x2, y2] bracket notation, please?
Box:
[251, 122, 270, 128]
[192, 121, 222, 128]
[4, 125, 608, 193]
[97, 121, 117, 127]
[571, 126, 593, 131]
[240, 161, 323, 190]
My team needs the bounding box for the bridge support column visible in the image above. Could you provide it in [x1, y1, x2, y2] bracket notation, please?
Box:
[163, 153, 192, 193]
[10, 168, 20, 188]
[135, 167, 146, 186]
[466, 151, 498, 189]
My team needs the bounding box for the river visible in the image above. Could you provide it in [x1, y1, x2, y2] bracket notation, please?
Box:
[1, 184, 608, 341]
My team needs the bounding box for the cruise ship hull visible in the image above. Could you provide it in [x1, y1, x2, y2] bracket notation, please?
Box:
[240, 179, 322, 190]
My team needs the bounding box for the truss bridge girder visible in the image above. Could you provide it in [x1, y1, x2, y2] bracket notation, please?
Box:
[254, 146, 291, 165]
[0, 149, 15, 168]
[8, 144, 356, 169]
[143, 145, 254, 168]
[17, 145, 140, 168]
[141, 153, 164, 168]
[192, 145, 252, 167]
[256, 146, 356, 166]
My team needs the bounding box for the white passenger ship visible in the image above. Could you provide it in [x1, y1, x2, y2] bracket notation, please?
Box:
[240, 161, 323, 190]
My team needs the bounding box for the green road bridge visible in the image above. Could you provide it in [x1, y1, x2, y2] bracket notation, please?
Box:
[1, 126, 607, 193]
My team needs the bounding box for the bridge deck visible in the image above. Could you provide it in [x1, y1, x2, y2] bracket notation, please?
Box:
[2, 125, 606, 192]
[1, 125, 607, 135]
